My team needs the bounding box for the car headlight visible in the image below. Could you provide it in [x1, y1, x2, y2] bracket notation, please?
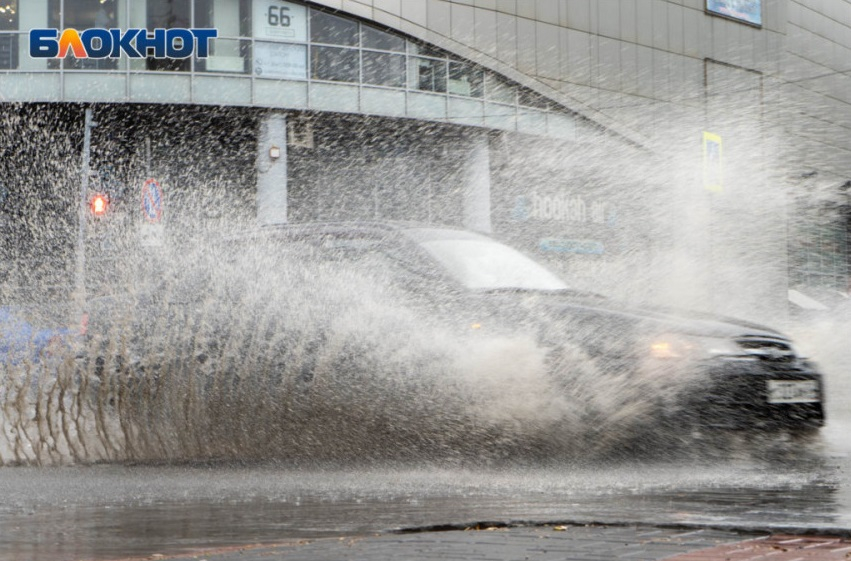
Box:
[647, 333, 743, 360]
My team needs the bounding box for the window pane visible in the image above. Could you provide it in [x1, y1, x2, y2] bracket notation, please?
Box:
[0, 0, 16, 31]
[254, 41, 306, 79]
[195, 0, 250, 36]
[0, 0, 16, 70]
[0, 33, 16, 70]
[409, 57, 446, 93]
[408, 41, 448, 59]
[362, 51, 405, 87]
[448, 62, 483, 97]
[148, 0, 191, 27]
[419, 239, 568, 291]
[362, 24, 404, 52]
[48, 0, 119, 70]
[310, 9, 358, 46]
[147, 0, 192, 71]
[485, 72, 516, 104]
[518, 87, 551, 109]
[200, 38, 250, 74]
[311, 45, 359, 82]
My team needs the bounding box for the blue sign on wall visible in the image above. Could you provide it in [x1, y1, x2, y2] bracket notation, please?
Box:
[707, 0, 762, 26]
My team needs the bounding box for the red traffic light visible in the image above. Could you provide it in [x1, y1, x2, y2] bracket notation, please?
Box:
[90, 193, 108, 216]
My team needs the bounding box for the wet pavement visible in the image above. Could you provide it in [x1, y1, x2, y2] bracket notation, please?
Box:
[0, 354, 848, 561]
[36, 526, 851, 561]
[0, 431, 849, 561]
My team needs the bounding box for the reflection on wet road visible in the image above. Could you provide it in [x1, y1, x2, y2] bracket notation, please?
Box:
[0, 433, 848, 561]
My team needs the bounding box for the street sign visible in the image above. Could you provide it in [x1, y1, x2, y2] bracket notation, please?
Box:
[140, 178, 164, 247]
[141, 178, 164, 223]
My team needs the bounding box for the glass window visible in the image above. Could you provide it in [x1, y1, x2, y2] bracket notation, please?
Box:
[148, 0, 191, 26]
[198, 38, 250, 73]
[48, 0, 119, 70]
[362, 24, 404, 52]
[311, 45, 359, 82]
[309, 9, 358, 46]
[419, 239, 569, 291]
[0, 0, 17, 70]
[196, 0, 251, 73]
[485, 72, 516, 104]
[254, 41, 306, 79]
[409, 57, 446, 93]
[0, 1, 16, 31]
[362, 51, 405, 88]
[408, 41, 448, 59]
[518, 87, 551, 109]
[196, 0, 250, 36]
[147, 0, 192, 71]
[448, 62, 483, 97]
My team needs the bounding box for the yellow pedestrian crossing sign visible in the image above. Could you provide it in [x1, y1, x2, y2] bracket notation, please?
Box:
[703, 131, 723, 192]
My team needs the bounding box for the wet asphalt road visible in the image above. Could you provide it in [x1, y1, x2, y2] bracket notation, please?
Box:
[2, 327, 849, 561]
[0, 426, 848, 561]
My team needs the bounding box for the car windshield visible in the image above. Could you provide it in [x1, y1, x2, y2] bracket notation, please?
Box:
[418, 239, 569, 291]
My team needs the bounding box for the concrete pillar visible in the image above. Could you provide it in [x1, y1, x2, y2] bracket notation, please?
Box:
[463, 133, 492, 233]
[256, 113, 288, 225]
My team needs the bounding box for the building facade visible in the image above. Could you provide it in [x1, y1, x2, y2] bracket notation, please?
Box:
[0, 0, 848, 322]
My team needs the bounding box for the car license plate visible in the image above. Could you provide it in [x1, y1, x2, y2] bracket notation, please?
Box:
[767, 380, 819, 404]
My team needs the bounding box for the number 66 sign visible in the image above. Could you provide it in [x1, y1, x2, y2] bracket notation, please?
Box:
[252, 0, 307, 41]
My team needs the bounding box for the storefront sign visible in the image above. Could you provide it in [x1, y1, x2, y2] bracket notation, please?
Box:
[30, 28, 217, 59]
[253, 0, 307, 42]
[539, 238, 605, 255]
[526, 192, 611, 225]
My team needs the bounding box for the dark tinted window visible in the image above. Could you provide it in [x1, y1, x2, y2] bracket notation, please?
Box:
[411, 57, 447, 93]
[0, 0, 17, 70]
[518, 87, 551, 109]
[448, 62, 484, 97]
[48, 0, 120, 70]
[310, 9, 358, 46]
[362, 24, 405, 52]
[311, 46, 359, 82]
[409, 42, 449, 58]
[363, 51, 405, 87]
[485, 73, 516, 104]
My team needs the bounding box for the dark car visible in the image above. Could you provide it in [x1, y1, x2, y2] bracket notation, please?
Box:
[216, 221, 824, 436]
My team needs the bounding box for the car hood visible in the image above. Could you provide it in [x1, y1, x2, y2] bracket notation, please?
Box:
[481, 290, 787, 340]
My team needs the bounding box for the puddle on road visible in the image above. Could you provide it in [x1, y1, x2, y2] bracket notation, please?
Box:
[0, 450, 848, 561]
[1, 229, 848, 561]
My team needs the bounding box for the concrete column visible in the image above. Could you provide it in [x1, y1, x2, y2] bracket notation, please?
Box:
[463, 133, 492, 233]
[256, 113, 288, 225]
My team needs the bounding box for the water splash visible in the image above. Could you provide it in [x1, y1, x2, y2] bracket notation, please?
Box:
[0, 230, 717, 466]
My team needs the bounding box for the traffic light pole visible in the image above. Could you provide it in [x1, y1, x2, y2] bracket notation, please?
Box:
[73, 108, 96, 320]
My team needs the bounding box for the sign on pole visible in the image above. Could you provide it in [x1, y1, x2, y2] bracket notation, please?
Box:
[703, 131, 723, 193]
[141, 178, 164, 222]
[140, 178, 165, 247]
